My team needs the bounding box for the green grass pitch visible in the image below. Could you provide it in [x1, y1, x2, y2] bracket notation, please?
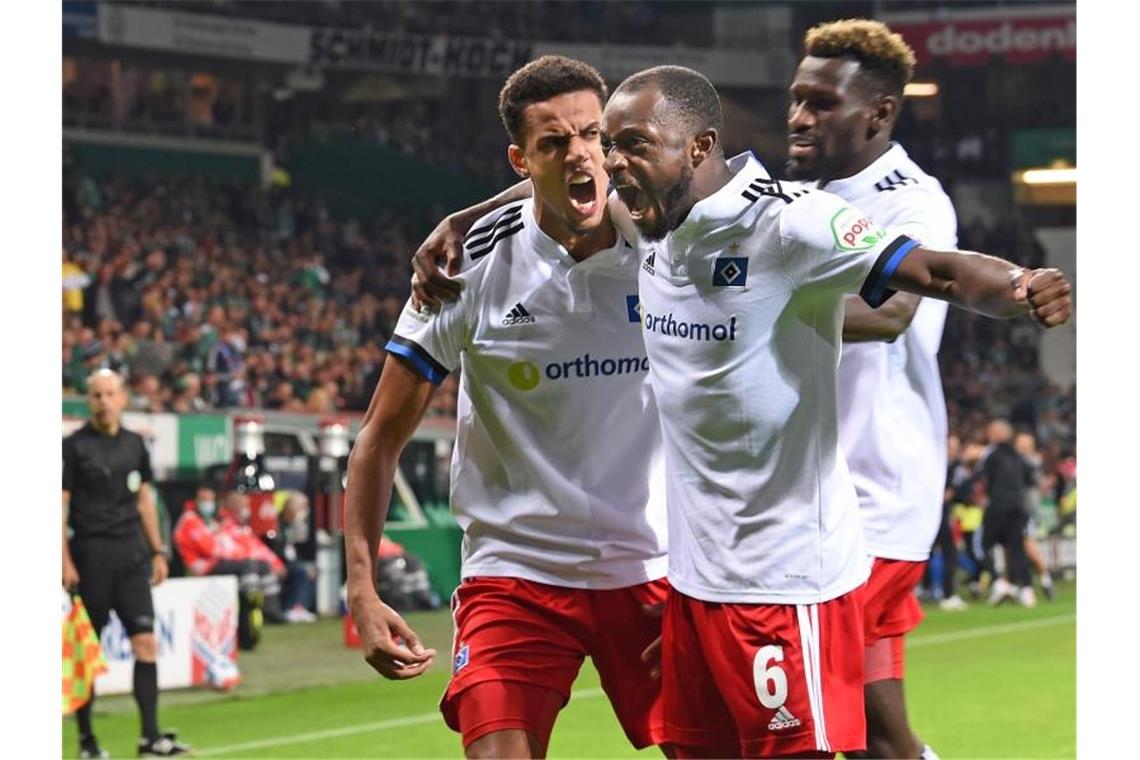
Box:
[62, 583, 1075, 758]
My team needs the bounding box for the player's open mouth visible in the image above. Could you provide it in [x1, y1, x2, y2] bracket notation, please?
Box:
[614, 183, 649, 219]
[568, 175, 599, 215]
[788, 137, 816, 159]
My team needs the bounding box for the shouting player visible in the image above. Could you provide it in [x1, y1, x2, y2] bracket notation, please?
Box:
[600, 64, 1068, 759]
[784, 19, 957, 759]
[343, 56, 671, 759]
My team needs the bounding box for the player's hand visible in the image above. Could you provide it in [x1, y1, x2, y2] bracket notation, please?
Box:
[640, 602, 664, 679]
[150, 554, 169, 586]
[63, 558, 80, 592]
[1024, 268, 1072, 328]
[410, 215, 464, 312]
[351, 593, 437, 680]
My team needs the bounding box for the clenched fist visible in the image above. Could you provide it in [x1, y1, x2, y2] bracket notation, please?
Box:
[1015, 268, 1072, 328]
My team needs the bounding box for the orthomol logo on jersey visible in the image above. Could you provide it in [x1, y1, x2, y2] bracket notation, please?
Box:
[507, 355, 649, 391]
[830, 206, 886, 252]
[641, 309, 738, 342]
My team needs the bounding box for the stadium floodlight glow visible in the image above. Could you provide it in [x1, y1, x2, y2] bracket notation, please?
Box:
[1020, 167, 1077, 185]
[904, 82, 939, 98]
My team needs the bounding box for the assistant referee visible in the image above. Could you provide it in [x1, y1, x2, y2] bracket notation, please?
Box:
[62, 369, 189, 758]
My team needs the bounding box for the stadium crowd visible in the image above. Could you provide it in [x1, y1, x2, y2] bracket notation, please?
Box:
[61, 169, 459, 418]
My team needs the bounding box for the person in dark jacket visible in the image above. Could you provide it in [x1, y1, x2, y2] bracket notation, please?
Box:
[978, 419, 1037, 606]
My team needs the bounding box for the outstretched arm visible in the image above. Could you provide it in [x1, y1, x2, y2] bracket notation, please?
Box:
[344, 355, 440, 680]
[887, 247, 1071, 326]
[411, 180, 534, 310]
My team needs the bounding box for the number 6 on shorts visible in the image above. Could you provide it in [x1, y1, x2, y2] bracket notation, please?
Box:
[753, 645, 788, 709]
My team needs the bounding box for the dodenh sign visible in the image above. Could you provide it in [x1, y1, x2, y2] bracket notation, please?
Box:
[882, 6, 1075, 67]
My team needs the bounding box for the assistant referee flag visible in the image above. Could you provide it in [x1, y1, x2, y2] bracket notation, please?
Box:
[62, 593, 107, 715]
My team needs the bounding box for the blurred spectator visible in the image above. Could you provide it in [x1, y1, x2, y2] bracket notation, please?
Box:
[266, 491, 318, 623]
[169, 372, 208, 413]
[1015, 431, 1055, 601]
[173, 487, 287, 626]
[952, 442, 988, 599]
[1054, 456, 1077, 526]
[62, 249, 91, 316]
[924, 434, 968, 611]
[205, 324, 248, 408]
[978, 420, 1037, 607]
[130, 373, 167, 413]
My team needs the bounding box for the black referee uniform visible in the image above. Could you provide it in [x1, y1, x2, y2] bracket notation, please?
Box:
[63, 421, 157, 636]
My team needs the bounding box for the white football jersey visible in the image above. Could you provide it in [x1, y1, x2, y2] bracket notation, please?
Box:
[823, 143, 959, 561]
[616, 152, 918, 604]
[387, 199, 668, 589]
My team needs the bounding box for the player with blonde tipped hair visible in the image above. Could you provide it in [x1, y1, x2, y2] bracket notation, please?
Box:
[788, 19, 955, 759]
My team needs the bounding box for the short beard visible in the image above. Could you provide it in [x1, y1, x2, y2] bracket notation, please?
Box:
[784, 158, 815, 181]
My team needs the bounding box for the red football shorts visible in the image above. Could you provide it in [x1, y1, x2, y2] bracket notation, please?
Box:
[440, 575, 670, 751]
[662, 588, 866, 758]
[862, 558, 927, 683]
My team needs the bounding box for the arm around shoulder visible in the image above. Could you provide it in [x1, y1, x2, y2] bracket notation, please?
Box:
[411, 180, 533, 309]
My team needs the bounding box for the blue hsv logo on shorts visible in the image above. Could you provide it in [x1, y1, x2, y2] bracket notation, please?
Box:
[626, 294, 641, 323]
[713, 257, 749, 287]
[453, 643, 470, 674]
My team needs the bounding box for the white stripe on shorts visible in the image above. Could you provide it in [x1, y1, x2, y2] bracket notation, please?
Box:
[796, 604, 830, 752]
[810, 604, 830, 749]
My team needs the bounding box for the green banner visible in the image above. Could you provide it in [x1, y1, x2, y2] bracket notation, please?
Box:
[62, 398, 88, 418]
[386, 525, 464, 600]
[177, 415, 231, 470]
[69, 142, 260, 181]
[1012, 128, 1076, 170]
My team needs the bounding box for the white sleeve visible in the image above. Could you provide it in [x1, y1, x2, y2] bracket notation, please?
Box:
[882, 187, 958, 251]
[385, 292, 470, 385]
[885, 188, 959, 354]
[778, 190, 919, 307]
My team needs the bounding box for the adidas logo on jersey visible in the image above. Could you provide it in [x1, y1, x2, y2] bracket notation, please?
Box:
[502, 302, 536, 326]
[875, 169, 919, 192]
[767, 706, 802, 731]
[741, 177, 811, 204]
[642, 250, 656, 275]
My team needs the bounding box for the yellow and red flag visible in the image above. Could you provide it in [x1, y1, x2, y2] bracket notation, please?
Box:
[62, 594, 107, 715]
